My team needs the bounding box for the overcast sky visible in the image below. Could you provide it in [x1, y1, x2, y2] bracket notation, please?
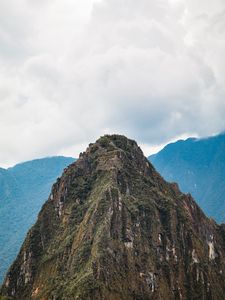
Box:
[1, 0, 225, 167]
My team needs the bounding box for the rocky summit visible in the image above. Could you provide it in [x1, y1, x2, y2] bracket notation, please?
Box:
[1, 135, 225, 300]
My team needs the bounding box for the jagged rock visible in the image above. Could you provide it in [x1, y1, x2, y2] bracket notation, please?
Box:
[1, 135, 225, 299]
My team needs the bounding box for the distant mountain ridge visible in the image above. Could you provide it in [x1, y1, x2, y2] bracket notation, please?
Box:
[149, 132, 225, 223]
[0, 156, 75, 283]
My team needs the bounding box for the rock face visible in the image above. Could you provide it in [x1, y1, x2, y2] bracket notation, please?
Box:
[1, 135, 225, 300]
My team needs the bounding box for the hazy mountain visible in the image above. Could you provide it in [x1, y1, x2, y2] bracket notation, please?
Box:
[1, 135, 225, 299]
[149, 132, 225, 224]
[0, 156, 75, 283]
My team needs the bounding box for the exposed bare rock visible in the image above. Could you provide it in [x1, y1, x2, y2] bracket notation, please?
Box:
[1, 135, 225, 299]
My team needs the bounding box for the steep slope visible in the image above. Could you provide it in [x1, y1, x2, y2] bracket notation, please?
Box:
[149, 132, 225, 223]
[0, 156, 75, 283]
[1, 135, 225, 300]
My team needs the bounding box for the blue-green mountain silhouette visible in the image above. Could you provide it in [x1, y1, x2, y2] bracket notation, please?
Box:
[149, 132, 225, 224]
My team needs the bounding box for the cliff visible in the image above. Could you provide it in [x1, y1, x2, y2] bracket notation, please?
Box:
[1, 135, 225, 299]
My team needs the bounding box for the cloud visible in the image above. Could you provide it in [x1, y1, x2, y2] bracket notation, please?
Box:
[0, 0, 225, 166]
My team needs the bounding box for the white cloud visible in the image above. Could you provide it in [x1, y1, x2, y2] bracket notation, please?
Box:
[0, 0, 225, 167]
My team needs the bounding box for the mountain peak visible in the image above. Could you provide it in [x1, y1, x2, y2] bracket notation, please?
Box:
[96, 134, 140, 152]
[1, 136, 225, 300]
[83, 134, 144, 163]
[76, 134, 153, 178]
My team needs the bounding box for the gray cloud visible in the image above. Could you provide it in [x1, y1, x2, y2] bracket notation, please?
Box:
[0, 0, 225, 166]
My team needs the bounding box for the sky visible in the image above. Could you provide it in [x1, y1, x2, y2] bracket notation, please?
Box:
[1, 0, 225, 167]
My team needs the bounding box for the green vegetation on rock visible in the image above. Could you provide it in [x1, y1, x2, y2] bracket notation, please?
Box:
[1, 135, 225, 299]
